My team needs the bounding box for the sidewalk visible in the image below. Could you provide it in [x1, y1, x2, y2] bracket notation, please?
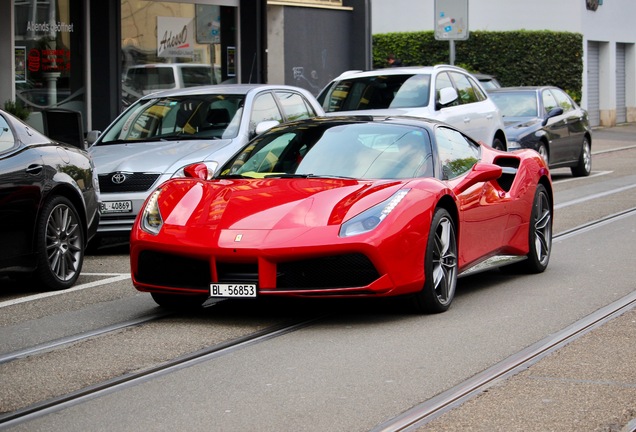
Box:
[417, 307, 636, 432]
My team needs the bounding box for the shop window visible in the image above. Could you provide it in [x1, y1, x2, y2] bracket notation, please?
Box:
[121, 1, 235, 106]
[13, 0, 84, 127]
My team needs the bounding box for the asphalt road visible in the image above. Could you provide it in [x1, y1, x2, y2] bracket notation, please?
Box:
[1, 124, 635, 432]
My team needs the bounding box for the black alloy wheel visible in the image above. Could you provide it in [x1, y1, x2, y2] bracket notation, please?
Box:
[34, 196, 85, 290]
[411, 208, 458, 313]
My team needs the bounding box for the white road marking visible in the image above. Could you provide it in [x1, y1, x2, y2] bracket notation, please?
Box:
[0, 273, 131, 308]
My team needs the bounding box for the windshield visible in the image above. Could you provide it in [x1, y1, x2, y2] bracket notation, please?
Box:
[98, 94, 245, 144]
[318, 74, 431, 112]
[489, 92, 539, 117]
[219, 122, 434, 180]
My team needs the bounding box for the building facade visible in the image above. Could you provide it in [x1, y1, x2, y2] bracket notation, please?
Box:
[371, 0, 636, 127]
[0, 0, 371, 135]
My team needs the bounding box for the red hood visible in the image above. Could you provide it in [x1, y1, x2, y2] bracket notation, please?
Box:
[157, 177, 404, 232]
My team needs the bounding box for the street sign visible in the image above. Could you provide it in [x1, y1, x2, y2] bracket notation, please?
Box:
[434, 0, 469, 41]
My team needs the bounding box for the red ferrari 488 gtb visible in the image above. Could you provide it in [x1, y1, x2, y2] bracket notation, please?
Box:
[130, 115, 553, 313]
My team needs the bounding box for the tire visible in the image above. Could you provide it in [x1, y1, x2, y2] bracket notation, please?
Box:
[571, 136, 592, 177]
[507, 184, 552, 274]
[492, 137, 506, 151]
[537, 142, 549, 166]
[411, 208, 458, 313]
[34, 196, 85, 290]
[151, 292, 208, 310]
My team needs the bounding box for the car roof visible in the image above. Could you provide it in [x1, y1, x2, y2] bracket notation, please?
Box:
[139, 84, 312, 99]
[488, 86, 553, 93]
[275, 114, 452, 131]
[330, 65, 471, 79]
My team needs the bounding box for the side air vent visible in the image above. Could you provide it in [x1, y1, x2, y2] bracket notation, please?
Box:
[494, 157, 520, 192]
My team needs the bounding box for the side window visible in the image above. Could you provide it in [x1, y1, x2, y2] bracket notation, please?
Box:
[468, 76, 486, 101]
[435, 71, 453, 95]
[551, 89, 574, 112]
[435, 71, 458, 108]
[435, 127, 480, 179]
[542, 90, 559, 115]
[250, 92, 284, 133]
[0, 114, 17, 154]
[275, 91, 315, 121]
[449, 72, 478, 104]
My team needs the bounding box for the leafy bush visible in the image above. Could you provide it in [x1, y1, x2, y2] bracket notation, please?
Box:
[4, 100, 31, 121]
[373, 30, 583, 103]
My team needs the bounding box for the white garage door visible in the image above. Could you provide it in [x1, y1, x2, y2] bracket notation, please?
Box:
[616, 43, 626, 124]
[587, 41, 600, 127]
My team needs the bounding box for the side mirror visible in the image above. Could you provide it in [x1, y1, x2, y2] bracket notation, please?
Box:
[255, 120, 280, 136]
[453, 162, 502, 194]
[542, 107, 564, 126]
[438, 87, 459, 108]
[86, 130, 101, 146]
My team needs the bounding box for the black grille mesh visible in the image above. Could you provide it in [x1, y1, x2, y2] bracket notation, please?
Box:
[136, 251, 379, 291]
[137, 250, 211, 289]
[277, 254, 379, 289]
[98, 173, 161, 193]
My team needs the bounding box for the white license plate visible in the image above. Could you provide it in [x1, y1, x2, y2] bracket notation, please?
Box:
[210, 284, 257, 298]
[100, 200, 133, 214]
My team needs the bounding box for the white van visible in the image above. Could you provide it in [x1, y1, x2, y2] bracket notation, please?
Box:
[122, 63, 221, 104]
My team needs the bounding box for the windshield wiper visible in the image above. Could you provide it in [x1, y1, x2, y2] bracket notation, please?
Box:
[217, 174, 252, 179]
[264, 173, 310, 178]
[264, 173, 356, 180]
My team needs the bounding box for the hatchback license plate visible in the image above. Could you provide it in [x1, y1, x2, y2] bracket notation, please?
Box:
[100, 200, 133, 214]
[210, 284, 257, 298]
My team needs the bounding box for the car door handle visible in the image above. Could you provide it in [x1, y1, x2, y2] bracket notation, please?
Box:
[26, 164, 43, 175]
[486, 114, 493, 120]
[463, 117, 471, 123]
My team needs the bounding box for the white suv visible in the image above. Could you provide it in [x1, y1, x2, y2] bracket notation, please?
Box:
[317, 65, 507, 150]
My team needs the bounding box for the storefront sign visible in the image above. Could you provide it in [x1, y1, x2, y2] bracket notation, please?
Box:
[157, 17, 195, 59]
[25, 48, 71, 73]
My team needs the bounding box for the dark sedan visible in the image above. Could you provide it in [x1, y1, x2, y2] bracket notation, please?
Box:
[0, 109, 99, 290]
[488, 86, 592, 176]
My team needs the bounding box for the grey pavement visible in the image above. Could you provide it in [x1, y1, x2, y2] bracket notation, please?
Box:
[416, 123, 636, 432]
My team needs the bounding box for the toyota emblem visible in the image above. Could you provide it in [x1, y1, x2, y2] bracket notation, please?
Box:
[111, 172, 127, 184]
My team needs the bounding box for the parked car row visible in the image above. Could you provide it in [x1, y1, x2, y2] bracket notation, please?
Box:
[1, 65, 584, 303]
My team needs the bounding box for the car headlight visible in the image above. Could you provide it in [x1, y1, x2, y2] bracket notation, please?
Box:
[507, 140, 521, 150]
[140, 189, 163, 235]
[172, 161, 218, 180]
[339, 189, 410, 237]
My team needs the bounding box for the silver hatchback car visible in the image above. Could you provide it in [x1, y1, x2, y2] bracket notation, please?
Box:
[88, 84, 324, 240]
[317, 65, 507, 150]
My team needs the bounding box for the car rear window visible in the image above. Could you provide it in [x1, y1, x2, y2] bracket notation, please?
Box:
[319, 74, 431, 112]
[181, 67, 215, 87]
[127, 68, 176, 92]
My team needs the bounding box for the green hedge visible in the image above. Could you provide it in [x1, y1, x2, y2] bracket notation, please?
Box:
[373, 30, 583, 102]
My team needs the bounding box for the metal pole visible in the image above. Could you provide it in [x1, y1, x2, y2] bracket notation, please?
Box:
[450, 40, 455, 65]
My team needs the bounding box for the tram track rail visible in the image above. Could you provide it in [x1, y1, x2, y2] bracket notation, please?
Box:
[0, 310, 173, 366]
[0, 315, 326, 428]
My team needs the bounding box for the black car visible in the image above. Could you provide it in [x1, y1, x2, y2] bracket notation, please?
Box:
[488, 86, 592, 176]
[0, 109, 99, 290]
